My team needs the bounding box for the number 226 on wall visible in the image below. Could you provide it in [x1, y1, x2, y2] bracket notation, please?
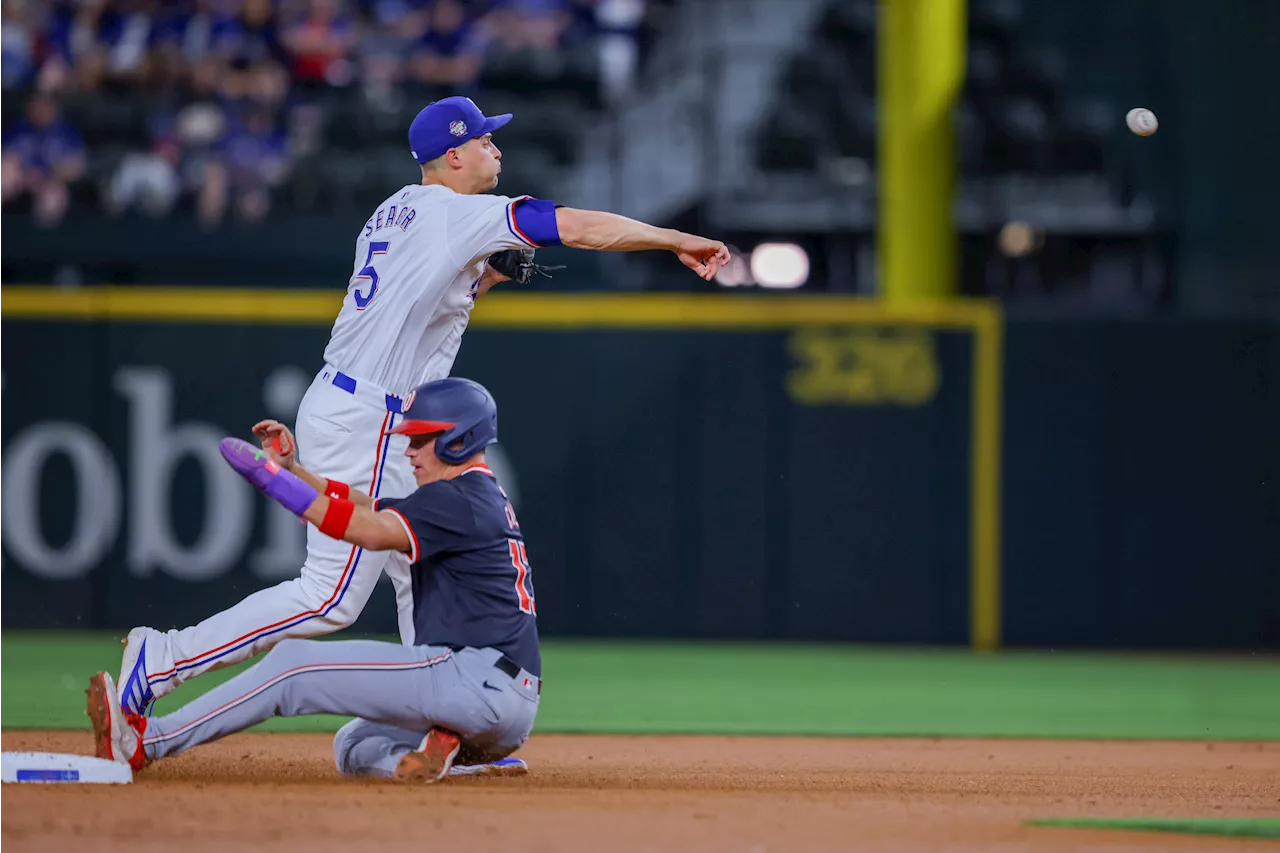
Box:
[786, 328, 941, 406]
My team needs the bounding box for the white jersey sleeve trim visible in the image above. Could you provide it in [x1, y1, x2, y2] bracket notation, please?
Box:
[383, 507, 420, 563]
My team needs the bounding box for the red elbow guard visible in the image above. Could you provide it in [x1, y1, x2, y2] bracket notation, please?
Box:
[324, 478, 351, 500]
[318, 498, 355, 540]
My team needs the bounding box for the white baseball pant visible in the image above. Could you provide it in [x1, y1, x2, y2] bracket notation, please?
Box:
[138, 366, 417, 704]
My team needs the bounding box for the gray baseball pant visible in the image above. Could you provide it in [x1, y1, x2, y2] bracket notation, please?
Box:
[140, 639, 540, 775]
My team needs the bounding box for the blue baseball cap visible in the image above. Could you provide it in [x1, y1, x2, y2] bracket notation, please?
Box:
[408, 96, 513, 164]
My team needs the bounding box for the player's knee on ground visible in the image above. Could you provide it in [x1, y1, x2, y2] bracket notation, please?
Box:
[333, 718, 364, 775]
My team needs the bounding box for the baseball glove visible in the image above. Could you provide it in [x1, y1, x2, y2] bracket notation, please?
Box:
[487, 249, 565, 285]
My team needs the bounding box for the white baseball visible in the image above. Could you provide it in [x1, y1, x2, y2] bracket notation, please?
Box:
[1126, 108, 1158, 136]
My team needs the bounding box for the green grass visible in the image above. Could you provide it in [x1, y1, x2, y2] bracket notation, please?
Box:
[3, 633, 1278, 739]
[1027, 818, 1280, 839]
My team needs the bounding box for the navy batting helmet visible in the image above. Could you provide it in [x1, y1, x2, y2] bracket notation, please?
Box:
[390, 377, 497, 464]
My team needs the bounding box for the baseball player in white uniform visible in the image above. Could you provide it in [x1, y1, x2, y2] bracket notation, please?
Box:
[116, 95, 730, 728]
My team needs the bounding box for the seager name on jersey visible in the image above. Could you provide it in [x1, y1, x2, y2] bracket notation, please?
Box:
[365, 204, 417, 236]
[324, 184, 560, 395]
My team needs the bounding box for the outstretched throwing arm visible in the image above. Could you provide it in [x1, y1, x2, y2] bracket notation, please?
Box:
[554, 208, 731, 281]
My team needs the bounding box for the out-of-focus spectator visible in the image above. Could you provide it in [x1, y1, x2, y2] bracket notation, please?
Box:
[351, 0, 426, 103]
[149, 0, 240, 88]
[222, 57, 291, 114]
[155, 56, 233, 224]
[177, 56, 233, 138]
[488, 0, 572, 51]
[148, 56, 226, 226]
[358, 0, 431, 41]
[348, 1, 407, 103]
[563, 0, 598, 45]
[224, 0, 290, 66]
[2, 0, 37, 90]
[106, 128, 182, 218]
[221, 58, 306, 154]
[45, 0, 156, 91]
[2, 93, 86, 226]
[283, 0, 358, 87]
[593, 0, 644, 103]
[118, 50, 248, 221]
[409, 0, 486, 88]
[5, 0, 644, 228]
[202, 105, 291, 226]
[355, 32, 406, 104]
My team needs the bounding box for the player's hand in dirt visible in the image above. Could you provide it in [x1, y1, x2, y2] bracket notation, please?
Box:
[252, 420, 297, 471]
[675, 236, 731, 281]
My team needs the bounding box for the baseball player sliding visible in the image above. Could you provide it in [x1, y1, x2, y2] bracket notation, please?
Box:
[89, 378, 540, 783]
[114, 97, 730, 729]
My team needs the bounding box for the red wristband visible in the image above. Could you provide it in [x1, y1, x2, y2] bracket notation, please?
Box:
[324, 478, 350, 500]
[318, 498, 355, 540]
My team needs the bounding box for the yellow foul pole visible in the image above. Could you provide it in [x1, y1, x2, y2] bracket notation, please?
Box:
[878, 0, 966, 301]
[879, 1, 1002, 653]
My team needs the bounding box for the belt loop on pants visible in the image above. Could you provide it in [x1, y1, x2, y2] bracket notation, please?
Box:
[320, 365, 404, 413]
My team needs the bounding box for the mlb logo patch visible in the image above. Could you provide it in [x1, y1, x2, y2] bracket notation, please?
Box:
[449, 120, 467, 137]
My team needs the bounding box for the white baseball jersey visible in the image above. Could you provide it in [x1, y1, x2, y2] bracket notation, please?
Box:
[322, 183, 539, 395]
[128, 188, 553, 716]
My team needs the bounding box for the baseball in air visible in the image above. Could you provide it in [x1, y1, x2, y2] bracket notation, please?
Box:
[1126, 108, 1158, 136]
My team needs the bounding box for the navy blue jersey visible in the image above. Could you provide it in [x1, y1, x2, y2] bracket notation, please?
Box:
[375, 465, 539, 676]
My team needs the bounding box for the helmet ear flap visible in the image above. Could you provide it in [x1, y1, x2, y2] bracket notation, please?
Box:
[433, 425, 481, 464]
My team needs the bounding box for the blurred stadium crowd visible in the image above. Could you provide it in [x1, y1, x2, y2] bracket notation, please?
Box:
[2, 0, 667, 227]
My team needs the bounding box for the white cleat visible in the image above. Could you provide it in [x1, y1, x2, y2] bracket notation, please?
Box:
[117, 627, 157, 717]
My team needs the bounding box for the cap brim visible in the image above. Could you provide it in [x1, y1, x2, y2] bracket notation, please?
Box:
[479, 113, 513, 136]
[390, 419, 458, 436]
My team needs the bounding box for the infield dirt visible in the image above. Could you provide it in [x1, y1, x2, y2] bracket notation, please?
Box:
[2, 731, 1277, 852]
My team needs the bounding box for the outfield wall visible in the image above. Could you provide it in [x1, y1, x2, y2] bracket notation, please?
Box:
[2, 292, 1276, 648]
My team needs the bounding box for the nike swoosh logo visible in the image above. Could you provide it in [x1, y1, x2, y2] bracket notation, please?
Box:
[482, 681, 502, 692]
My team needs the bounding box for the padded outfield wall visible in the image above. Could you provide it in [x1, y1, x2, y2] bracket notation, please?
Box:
[2, 290, 1276, 649]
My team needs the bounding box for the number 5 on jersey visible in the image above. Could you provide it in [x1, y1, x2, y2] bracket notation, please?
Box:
[508, 539, 537, 615]
[355, 241, 390, 309]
